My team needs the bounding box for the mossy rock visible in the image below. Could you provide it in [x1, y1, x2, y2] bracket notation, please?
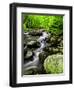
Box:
[44, 54, 63, 74]
[39, 52, 49, 63]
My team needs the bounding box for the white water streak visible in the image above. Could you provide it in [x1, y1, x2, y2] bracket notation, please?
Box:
[24, 32, 48, 71]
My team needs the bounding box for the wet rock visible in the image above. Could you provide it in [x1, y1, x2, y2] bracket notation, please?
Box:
[24, 50, 33, 60]
[24, 35, 39, 43]
[27, 41, 40, 48]
[39, 52, 49, 63]
[27, 41, 36, 46]
[29, 30, 43, 36]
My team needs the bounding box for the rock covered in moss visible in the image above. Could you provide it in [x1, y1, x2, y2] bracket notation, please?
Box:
[39, 52, 49, 63]
[43, 45, 62, 55]
[24, 50, 33, 60]
[44, 54, 63, 74]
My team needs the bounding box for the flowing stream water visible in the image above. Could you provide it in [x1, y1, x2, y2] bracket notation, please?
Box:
[23, 32, 48, 73]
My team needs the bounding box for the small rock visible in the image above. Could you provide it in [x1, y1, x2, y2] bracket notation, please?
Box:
[24, 50, 33, 60]
[27, 41, 35, 45]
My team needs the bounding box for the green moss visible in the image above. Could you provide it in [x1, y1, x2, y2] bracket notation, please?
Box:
[44, 54, 63, 74]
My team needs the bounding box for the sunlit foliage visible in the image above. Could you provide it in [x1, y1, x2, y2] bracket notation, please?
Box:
[22, 14, 63, 35]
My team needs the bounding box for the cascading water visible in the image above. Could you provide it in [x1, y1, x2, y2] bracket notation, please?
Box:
[23, 32, 48, 73]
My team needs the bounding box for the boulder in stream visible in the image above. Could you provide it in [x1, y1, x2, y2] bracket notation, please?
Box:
[44, 54, 63, 74]
[24, 50, 33, 60]
[27, 41, 40, 48]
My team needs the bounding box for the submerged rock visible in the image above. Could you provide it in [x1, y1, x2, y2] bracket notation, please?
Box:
[44, 54, 63, 74]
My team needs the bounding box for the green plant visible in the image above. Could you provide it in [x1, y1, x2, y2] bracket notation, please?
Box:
[22, 14, 63, 35]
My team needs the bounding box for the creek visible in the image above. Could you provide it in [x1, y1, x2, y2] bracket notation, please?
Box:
[23, 32, 48, 74]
